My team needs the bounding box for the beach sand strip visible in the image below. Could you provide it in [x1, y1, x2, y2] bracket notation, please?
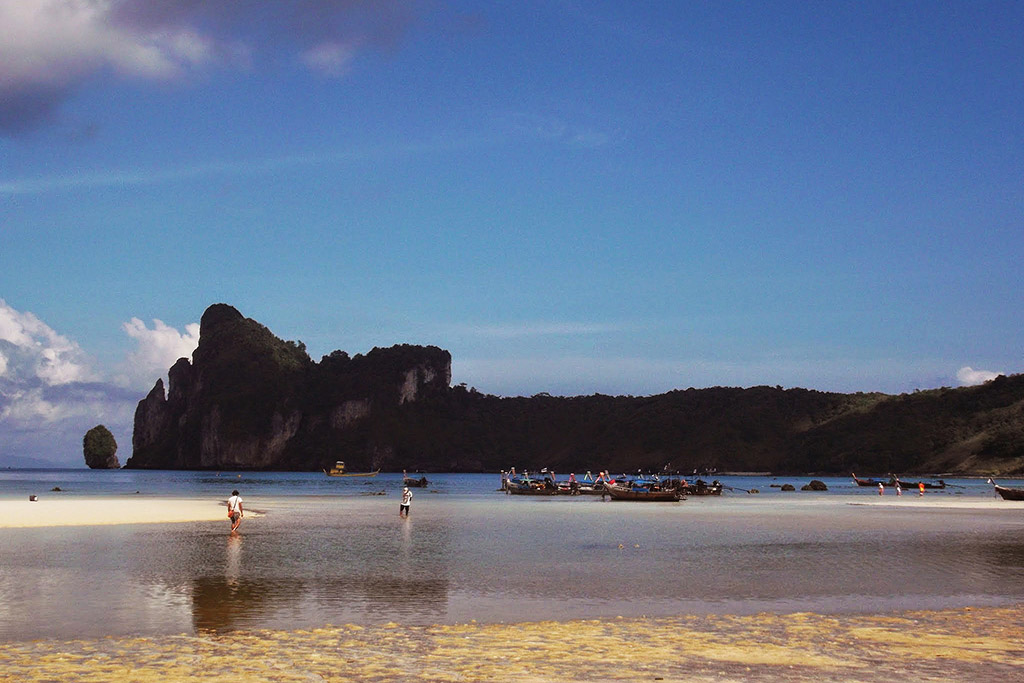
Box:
[0, 497, 228, 528]
[1, 605, 1022, 682]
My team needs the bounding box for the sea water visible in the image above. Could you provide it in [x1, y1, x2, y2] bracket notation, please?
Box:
[1, 471, 1023, 641]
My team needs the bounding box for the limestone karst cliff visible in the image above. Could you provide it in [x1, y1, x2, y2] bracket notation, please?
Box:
[125, 304, 451, 470]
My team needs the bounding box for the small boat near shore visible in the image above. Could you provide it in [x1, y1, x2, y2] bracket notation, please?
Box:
[989, 479, 1024, 501]
[402, 470, 429, 487]
[851, 473, 888, 487]
[890, 474, 946, 490]
[323, 461, 380, 477]
[506, 477, 560, 495]
[603, 482, 681, 502]
[678, 479, 723, 496]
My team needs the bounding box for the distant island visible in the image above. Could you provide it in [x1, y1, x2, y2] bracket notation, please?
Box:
[126, 303, 1024, 476]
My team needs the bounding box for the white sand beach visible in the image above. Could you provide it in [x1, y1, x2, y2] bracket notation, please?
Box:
[0, 496, 229, 528]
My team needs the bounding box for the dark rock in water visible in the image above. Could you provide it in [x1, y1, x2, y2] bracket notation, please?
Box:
[780, 483, 796, 491]
[51, 486, 62, 492]
[801, 480, 828, 491]
[83, 425, 119, 469]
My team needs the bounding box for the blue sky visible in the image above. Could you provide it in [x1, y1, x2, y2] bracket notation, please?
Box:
[1, 1, 1021, 466]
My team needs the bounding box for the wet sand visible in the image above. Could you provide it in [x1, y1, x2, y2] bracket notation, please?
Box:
[1, 605, 1021, 681]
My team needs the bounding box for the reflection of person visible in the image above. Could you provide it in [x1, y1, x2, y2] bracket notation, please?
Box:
[400, 486, 412, 517]
[227, 489, 243, 532]
[226, 533, 242, 587]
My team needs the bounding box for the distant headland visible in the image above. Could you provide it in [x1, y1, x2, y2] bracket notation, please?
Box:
[126, 304, 1024, 475]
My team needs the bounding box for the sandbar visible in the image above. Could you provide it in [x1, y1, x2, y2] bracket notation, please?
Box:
[0, 496, 228, 528]
[1, 605, 1022, 681]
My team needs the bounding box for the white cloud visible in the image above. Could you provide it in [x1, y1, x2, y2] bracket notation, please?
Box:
[0, 298, 97, 386]
[116, 317, 200, 390]
[956, 366, 1002, 386]
[0, 300, 199, 465]
[0, 0, 215, 84]
[0, 0, 420, 133]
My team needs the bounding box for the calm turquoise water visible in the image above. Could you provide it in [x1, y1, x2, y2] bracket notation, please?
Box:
[2, 471, 1023, 641]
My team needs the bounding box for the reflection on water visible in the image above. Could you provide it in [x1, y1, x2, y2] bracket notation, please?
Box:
[2, 480, 1024, 640]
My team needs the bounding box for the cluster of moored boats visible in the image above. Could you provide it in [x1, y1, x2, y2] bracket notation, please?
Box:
[501, 469, 723, 501]
[323, 460, 1024, 502]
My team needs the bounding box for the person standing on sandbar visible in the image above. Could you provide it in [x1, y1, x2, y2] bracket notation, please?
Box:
[228, 489, 244, 532]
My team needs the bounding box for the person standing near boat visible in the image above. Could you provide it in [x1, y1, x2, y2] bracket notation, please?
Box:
[400, 486, 412, 517]
[227, 490, 243, 532]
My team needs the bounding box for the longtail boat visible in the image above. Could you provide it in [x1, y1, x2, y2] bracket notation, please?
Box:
[851, 473, 888, 487]
[678, 479, 723, 496]
[402, 470, 429, 487]
[603, 482, 681, 502]
[323, 461, 380, 477]
[890, 474, 946, 490]
[989, 479, 1024, 501]
[505, 472, 560, 495]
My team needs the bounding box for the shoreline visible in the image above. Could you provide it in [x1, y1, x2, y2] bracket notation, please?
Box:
[1, 605, 1021, 681]
[2, 492, 1022, 530]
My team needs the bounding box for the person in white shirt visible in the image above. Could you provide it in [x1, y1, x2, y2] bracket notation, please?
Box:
[400, 486, 412, 517]
[227, 490, 243, 532]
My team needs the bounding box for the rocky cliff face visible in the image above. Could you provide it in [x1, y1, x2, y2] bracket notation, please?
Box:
[126, 304, 452, 470]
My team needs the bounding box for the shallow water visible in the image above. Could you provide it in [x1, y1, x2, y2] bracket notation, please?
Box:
[1, 471, 1023, 640]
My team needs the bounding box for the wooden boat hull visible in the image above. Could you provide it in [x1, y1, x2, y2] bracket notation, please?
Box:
[403, 477, 429, 487]
[892, 478, 945, 490]
[507, 485, 560, 495]
[604, 483, 680, 502]
[993, 483, 1024, 501]
[851, 473, 887, 487]
[679, 484, 723, 496]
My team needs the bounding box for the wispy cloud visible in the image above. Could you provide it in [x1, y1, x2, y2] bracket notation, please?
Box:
[502, 111, 615, 149]
[0, 136, 488, 196]
[453, 321, 625, 339]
